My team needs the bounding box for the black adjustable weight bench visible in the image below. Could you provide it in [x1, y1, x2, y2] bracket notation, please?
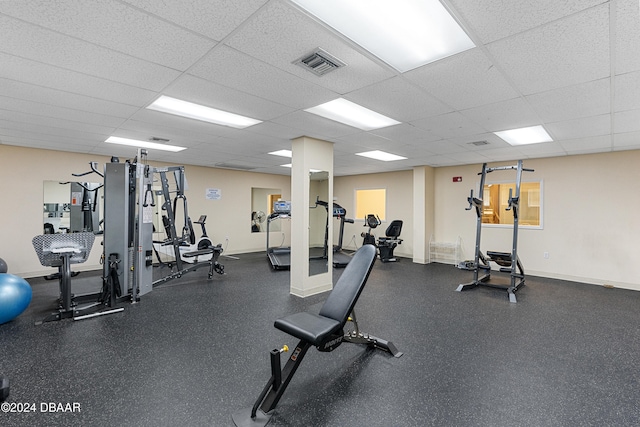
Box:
[232, 244, 402, 427]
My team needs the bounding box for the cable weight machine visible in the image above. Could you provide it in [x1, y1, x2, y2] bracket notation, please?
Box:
[456, 160, 534, 303]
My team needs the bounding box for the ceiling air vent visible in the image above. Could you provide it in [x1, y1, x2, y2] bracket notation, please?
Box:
[293, 48, 346, 76]
[150, 136, 170, 142]
[468, 140, 489, 146]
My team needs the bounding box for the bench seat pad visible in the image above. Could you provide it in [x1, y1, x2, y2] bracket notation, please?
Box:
[274, 312, 341, 346]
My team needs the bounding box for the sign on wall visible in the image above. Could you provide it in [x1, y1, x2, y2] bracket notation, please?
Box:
[205, 188, 222, 200]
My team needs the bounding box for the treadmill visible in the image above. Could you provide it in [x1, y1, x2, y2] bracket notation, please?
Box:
[331, 203, 355, 268]
[266, 201, 291, 270]
[315, 199, 355, 268]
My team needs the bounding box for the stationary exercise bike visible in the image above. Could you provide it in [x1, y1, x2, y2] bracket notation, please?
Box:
[360, 214, 403, 262]
[178, 215, 218, 264]
[361, 214, 381, 246]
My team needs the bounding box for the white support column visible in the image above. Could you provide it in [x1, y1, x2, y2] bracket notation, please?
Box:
[290, 136, 334, 297]
[413, 166, 435, 264]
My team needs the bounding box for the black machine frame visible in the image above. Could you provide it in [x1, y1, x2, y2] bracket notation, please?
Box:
[456, 160, 534, 303]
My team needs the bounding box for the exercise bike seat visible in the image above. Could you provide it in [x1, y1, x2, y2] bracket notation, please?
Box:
[274, 245, 377, 349]
[378, 220, 403, 243]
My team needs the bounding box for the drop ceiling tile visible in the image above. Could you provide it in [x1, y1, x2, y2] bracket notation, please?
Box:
[224, 0, 394, 94]
[345, 77, 452, 122]
[614, 109, 640, 133]
[397, 144, 436, 158]
[514, 141, 568, 157]
[525, 78, 610, 122]
[461, 97, 541, 132]
[0, 79, 140, 118]
[188, 137, 260, 156]
[613, 71, 640, 112]
[0, 96, 127, 128]
[0, 118, 110, 145]
[559, 135, 612, 155]
[0, 0, 215, 70]
[246, 121, 303, 141]
[614, 0, 640, 74]
[1, 111, 117, 137]
[448, 0, 607, 44]
[411, 112, 487, 139]
[404, 48, 519, 110]
[121, 0, 267, 41]
[545, 114, 611, 140]
[487, 4, 610, 95]
[439, 151, 492, 165]
[189, 46, 338, 109]
[370, 123, 442, 144]
[407, 139, 466, 155]
[332, 132, 396, 152]
[0, 15, 181, 91]
[613, 131, 640, 150]
[270, 111, 360, 139]
[0, 53, 158, 106]
[165, 74, 294, 121]
[473, 146, 528, 162]
[0, 135, 100, 153]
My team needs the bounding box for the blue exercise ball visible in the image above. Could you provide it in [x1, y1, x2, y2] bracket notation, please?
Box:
[0, 274, 32, 325]
[0, 258, 7, 274]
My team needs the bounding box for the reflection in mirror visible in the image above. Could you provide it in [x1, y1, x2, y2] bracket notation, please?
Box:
[309, 171, 329, 276]
[251, 187, 282, 232]
[43, 181, 102, 234]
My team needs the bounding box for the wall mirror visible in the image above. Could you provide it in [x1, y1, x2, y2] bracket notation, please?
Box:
[43, 181, 102, 234]
[309, 171, 329, 276]
[251, 187, 282, 232]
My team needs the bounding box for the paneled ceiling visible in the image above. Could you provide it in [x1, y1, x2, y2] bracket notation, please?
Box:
[1, 0, 639, 176]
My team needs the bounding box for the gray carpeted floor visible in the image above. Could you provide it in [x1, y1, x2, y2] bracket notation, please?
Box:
[2, 252, 640, 426]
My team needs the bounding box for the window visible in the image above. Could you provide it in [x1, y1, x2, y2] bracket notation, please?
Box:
[481, 182, 541, 227]
[355, 188, 386, 221]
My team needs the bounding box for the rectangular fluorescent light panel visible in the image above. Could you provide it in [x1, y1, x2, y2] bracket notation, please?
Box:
[105, 136, 186, 152]
[494, 125, 553, 146]
[147, 95, 262, 129]
[291, 0, 475, 72]
[305, 98, 400, 131]
[356, 150, 407, 161]
[269, 150, 293, 158]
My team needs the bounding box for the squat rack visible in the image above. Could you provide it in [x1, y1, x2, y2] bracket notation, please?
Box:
[456, 160, 534, 303]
